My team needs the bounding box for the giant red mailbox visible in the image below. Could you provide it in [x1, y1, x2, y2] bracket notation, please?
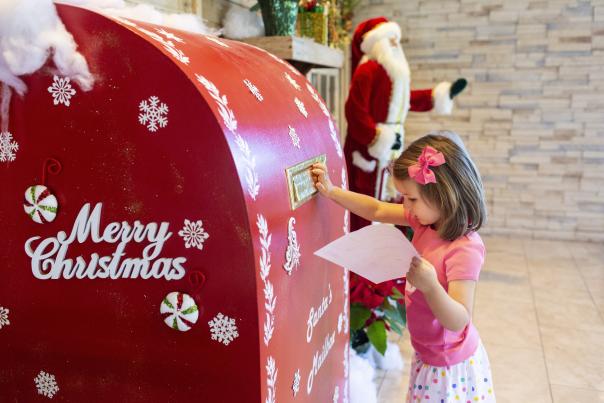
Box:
[0, 4, 350, 402]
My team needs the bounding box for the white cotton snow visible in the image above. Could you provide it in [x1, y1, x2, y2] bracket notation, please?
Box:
[362, 341, 405, 371]
[60, 0, 215, 35]
[222, 4, 264, 39]
[349, 349, 378, 403]
[0, 0, 94, 94]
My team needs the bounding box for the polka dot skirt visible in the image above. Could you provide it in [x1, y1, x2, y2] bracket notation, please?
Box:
[406, 341, 495, 402]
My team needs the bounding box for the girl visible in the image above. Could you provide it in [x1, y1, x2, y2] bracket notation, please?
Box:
[312, 132, 495, 402]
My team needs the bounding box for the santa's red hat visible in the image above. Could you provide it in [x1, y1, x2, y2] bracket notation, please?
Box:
[351, 17, 402, 76]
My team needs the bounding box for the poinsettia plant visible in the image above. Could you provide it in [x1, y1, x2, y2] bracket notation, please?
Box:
[349, 274, 406, 355]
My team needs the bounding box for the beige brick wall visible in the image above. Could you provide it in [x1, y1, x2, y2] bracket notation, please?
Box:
[354, 0, 604, 242]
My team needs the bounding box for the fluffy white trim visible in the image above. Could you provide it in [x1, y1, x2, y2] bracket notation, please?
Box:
[368, 123, 397, 162]
[433, 81, 453, 115]
[360, 21, 401, 55]
[350, 350, 378, 403]
[352, 151, 377, 173]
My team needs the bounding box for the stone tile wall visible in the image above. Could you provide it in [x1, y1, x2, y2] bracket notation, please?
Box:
[355, 0, 604, 241]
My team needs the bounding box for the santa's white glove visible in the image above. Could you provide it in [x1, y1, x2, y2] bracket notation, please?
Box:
[368, 123, 398, 162]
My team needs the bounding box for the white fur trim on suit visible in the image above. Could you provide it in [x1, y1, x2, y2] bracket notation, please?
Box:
[368, 123, 397, 162]
[433, 81, 454, 115]
[352, 151, 377, 173]
[360, 22, 401, 55]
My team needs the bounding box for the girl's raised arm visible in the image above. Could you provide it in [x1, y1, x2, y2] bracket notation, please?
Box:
[311, 163, 408, 226]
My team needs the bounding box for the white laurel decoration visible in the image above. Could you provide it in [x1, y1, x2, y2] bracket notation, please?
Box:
[294, 97, 308, 118]
[341, 167, 349, 234]
[306, 83, 343, 158]
[196, 74, 260, 200]
[283, 217, 301, 275]
[342, 344, 350, 403]
[288, 125, 301, 149]
[266, 356, 278, 403]
[205, 35, 230, 48]
[284, 72, 301, 90]
[134, 25, 189, 64]
[257, 214, 276, 346]
[244, 79, 263, 102]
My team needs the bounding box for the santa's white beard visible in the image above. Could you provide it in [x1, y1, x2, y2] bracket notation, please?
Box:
[369, 37, 410, 80]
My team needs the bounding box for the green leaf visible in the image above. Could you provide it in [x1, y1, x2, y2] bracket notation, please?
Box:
[391, 286, 404, 300]
[349, 303, 371, 331]
[384, 306, 404, 327]
[366, 321, 387, 355]
[397, 302, 407, 327]
[389, 320, 404, 336]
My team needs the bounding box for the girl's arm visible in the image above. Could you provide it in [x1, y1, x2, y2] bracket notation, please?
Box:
[407, 257, 475, 331]
[311, 163, 408, 226]
[423, 280, 475, 332]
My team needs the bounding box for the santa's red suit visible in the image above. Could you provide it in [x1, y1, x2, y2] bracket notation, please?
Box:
[345, 17, 461, 231]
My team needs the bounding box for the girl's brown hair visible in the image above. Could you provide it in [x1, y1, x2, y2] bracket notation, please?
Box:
[392, 131, 487, 241]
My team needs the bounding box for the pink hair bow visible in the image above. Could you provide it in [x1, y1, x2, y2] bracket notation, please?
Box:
[408, 146, 446, 185]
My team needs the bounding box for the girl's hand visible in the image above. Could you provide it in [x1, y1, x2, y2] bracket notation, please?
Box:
[406, 257, 439, 293]
[311, 163, 335, 198]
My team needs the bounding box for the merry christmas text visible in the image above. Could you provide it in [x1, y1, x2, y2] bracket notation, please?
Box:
[24, 203, 186, 280]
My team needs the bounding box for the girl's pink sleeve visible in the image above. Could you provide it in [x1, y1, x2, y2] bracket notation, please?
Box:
[444, 236, 485, 281]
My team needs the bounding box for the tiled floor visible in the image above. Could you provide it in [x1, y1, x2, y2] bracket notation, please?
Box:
[376, 236, 604, 403]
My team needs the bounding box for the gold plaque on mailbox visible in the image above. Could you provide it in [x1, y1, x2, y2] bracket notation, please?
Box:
[285, 154, 327, 210]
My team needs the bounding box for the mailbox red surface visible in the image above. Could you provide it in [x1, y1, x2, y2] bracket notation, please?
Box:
[0, 4, 350, 402]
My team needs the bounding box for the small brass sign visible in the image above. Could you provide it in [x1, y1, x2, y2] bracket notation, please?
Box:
[285, 154, 327, 210]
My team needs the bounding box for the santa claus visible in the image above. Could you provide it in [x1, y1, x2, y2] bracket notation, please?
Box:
[345, 16, 467, 231]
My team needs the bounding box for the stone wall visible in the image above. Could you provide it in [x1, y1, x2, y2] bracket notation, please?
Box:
[354, 0, 604, 241]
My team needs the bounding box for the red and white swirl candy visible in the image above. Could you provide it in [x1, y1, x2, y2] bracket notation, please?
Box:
[160, 292, 199, 332]
[23, 185, 58, 224]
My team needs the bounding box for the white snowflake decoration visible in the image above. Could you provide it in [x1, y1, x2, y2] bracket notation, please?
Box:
[284, 72, 301, 91]
[34, 371, 59, 399]
[292, 369, 301, 397]
[288, 125, 300, 149]
[294, 97, 308, 118]
[138, 96, 169, 132]
[178, 219, 209, 250]
[333, 385, 339, 403]
[266, 356, 278, 403]
[0, 306, 9, 329]
[208, 312, 239, 346]
[156, 28, 183, 43]
[205, 35, 230, 48]
[47, 75, 76, 106]
[244, 79, 263, 102]
[196, 74, 260, 200]
[283, 217, 301, 275]
[0, 131, 18, 162]
[257, 214, 276, 346]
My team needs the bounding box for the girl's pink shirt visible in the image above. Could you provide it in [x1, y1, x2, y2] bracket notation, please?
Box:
[404, 210, 485, 367]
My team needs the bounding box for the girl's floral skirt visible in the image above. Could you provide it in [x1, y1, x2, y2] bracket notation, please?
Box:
[406, 341, 495, 402]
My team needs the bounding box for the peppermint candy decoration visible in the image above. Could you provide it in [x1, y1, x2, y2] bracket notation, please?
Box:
[160, 292, 199, 332]
[23, 185, 58, 224]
